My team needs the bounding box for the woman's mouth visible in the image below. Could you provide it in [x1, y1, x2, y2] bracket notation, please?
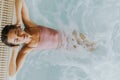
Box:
[24, 34, 28, 39]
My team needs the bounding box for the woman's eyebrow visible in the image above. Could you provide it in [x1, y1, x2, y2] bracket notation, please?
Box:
[15, 29, 17, 34]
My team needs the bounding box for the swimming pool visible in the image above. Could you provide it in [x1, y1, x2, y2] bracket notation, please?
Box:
[17, 0, 120, 80]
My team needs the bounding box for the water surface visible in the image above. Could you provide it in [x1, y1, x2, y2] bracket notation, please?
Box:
[17, 0, 120, 80]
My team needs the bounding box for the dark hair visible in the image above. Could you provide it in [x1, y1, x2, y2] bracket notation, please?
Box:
[1, 25, 19, 47]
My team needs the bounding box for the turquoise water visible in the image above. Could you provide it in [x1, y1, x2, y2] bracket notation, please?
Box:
[17, 0, 120, 80]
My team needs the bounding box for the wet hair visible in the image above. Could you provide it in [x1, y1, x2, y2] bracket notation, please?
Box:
[1, 25, 19, 47]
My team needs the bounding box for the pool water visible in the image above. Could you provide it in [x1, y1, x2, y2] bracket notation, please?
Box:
[17, 0, 120, 80]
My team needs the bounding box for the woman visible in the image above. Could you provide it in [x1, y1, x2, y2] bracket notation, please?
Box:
[1, 0, 95, 77]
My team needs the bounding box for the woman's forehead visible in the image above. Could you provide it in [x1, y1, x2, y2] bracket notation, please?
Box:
[7, 29, 16, 43]
[10, 28, 16, 32]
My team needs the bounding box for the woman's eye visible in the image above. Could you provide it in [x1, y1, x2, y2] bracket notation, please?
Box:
[14, 38, 18, 43]
[17, 30, 19, 35]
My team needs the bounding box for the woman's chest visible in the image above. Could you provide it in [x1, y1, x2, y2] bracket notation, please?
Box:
[25, 28, 40, 47]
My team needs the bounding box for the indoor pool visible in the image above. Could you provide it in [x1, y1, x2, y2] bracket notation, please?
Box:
[16, 0, 120, 80]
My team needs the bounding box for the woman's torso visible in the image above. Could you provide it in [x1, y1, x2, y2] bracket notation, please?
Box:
[24, 25, 62, 50]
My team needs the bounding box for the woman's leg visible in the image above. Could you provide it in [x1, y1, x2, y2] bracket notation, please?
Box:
[72, 30, 95, 51]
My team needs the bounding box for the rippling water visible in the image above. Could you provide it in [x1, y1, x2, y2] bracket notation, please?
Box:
[17, 0, 120, 80]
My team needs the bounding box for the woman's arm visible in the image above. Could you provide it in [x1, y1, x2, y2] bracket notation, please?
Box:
[16, 46, 33, 72]
[9, 46, 33, 76]
[9, 46, 19, 76]
[21, 0, 37, 27]
[15, 0, 23, 25]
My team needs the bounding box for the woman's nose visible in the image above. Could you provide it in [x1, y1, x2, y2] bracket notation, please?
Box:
[17, 31, 24, 37]
[17, 34, 24, 40]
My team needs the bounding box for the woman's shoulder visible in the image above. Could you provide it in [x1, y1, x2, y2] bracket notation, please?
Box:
[20, 44, 35, 53]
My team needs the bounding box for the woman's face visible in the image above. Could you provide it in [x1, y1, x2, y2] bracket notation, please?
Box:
[7, 28, 31, 45]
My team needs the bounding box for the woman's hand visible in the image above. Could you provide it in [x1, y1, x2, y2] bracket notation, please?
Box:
[15, 22, 21, 27]
[13, 45, 19, 49]
[15, 23, 21, 28]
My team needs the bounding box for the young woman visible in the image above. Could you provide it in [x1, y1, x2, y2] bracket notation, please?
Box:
[1, 0, 95, 77]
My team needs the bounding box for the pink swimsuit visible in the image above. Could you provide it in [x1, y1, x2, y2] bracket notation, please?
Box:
[35, 27, 62, 50]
